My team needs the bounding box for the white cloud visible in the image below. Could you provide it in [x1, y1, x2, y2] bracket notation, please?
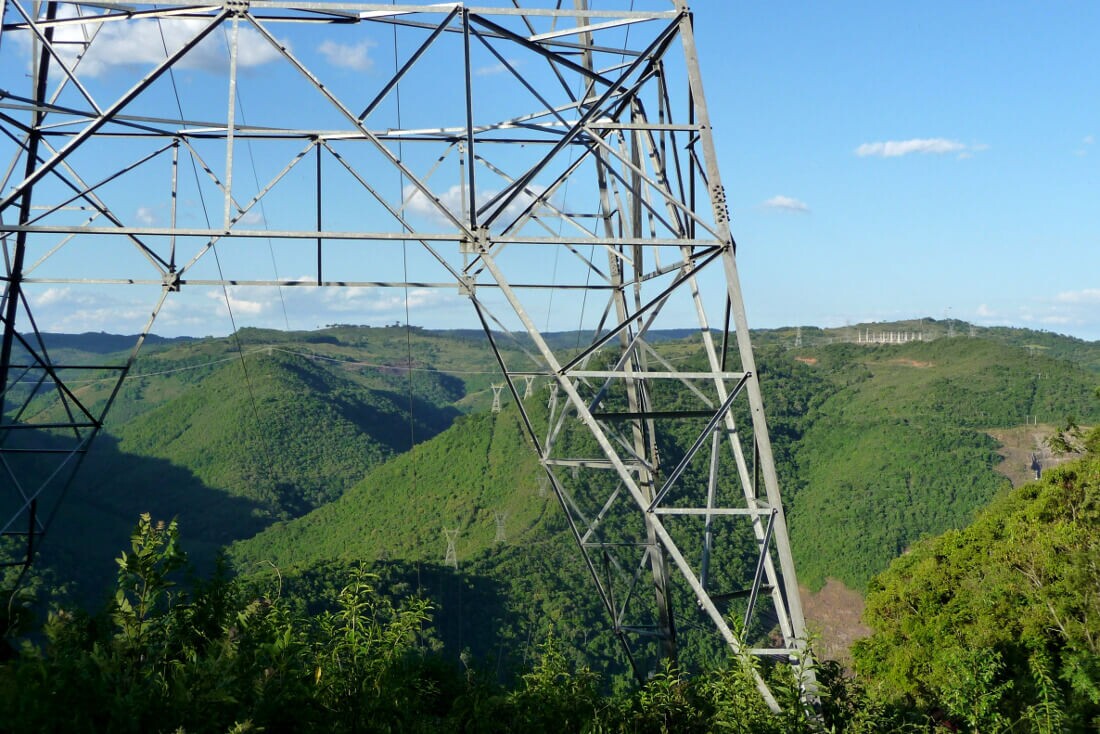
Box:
[1054, 288, 1100, 304]
[476, 58, 522, 77]
[761, 195, 809, 213]
[855, 138, 969, 158]
[136, 206, 157, 225]
[1084, 135, 1095, 145]
[975, 304, 996, 318]
[320, 287, 456, 314]
[318, 40, 374, 71]
[402, 183, 558, 226]
[34, 10, 285, 78]
[206, 288, 268, 316]
[29, 287, 150, 332]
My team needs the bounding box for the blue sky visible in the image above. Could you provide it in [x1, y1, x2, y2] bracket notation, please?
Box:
[2, 2, 1097, 340]
[699, 2, 1098, 339]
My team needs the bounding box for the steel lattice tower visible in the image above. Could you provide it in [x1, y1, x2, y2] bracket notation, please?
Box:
[0, 0, 814, 711]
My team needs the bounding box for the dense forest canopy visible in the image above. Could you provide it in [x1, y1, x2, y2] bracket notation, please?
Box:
[3, 321, 1099, 731]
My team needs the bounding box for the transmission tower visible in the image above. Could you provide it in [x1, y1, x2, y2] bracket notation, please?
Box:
[0, 0, 814, 711]
[443, 528, 460, 570]
[522, 375, 536, 400]
[490, 383, 504, 414]
[494, 512, 507, 543]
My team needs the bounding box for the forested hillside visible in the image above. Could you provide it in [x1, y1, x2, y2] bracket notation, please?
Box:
[786, 337, 1100, 591]
[4, 324, 1098, 672]
[4, 322, 1100, 731]
[854, 452, 1100, 731]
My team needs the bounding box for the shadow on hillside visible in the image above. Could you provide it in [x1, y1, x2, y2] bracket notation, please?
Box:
[20, 432, 272, 607]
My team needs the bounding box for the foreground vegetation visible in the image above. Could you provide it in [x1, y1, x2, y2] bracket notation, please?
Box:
[5, 450, 1099, 733]
[4, 324, 1099, 731]
[2, 516, 823, 733]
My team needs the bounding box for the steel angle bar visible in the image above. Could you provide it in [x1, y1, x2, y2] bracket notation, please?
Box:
[466, 12, 616, 89]
[584, 122, 719, 240]
[3, 331, 100, 428]
[654, 507, 774, 517]
[23, 139, 176, 275]
[0, 457, 37, 526]
[578, 481, 624, 545]
[556, 246, 723, 376]
[587, 121, 700, 132]
[679, 9, 813, 697]
[474, 16, 680, 226]
[462, 152, 603, 276]
[0, 432, 93, 536]
[3, 4, 224, 32]
[358, 8, 458, 121]
[321, 141, 474, 288]
[646, 373, 749, 511]
[472, 309, 634, 676]
[172, 136, 303, 275]
[590, 127, 682, 238]
[743, 508, 778, 631]
[471, 24, 571, 132]
[61, 0, 675, 23]
[566, 369, 747, 381]
[0, 10, 231, 213]
[612, 545, 657, 629]
[638, 343, 718, 408]
[241, 12, 474, 237]
[6, 0, 103, 115]
[506, 3, 580, 104]
[7, 0, 103, 114]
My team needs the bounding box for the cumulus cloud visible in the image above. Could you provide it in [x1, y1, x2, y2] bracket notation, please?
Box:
[476, 58, 522, 77]
[28, 8, 286, 78]
[318, 40, 374, 71]
[1054, 288, 1100, 304]
[206, 287, 268, 316]
[761, 195, 809, 213]
[975, 304, 996, 318]
[320, 287, 456, 314]
[29, 287, 151, 332]
[135, 206, 157, 225]
[855, 138, 970, 158]
[402, 183, 558, 226]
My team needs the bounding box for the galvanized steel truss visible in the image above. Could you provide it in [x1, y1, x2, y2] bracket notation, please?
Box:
[0, 0, 813, 711]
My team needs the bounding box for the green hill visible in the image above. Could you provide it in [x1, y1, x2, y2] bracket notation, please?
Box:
[786, 337, 1100, 591]
[229, 402, 548, 571]
[7, 324, 1098, 662]
[853, 452, 1100, 729]
[111, 349, 459, 517]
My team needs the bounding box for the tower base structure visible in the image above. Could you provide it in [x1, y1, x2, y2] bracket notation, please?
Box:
[0, 0, 814, 710]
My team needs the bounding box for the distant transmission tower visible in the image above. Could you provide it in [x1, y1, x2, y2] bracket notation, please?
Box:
[490, 384, 504, 413]
[0, 1, 814, 712]
[443, 529, 460, 570]
[794, 326, 803, 348]
[523, 375, 536, 400]
[494, 512, 507, 543]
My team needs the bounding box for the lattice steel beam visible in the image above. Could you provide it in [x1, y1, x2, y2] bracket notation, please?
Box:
[0, 0, 815, 712]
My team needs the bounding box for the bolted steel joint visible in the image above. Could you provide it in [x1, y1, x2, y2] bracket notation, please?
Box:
[163, 269, 181, 292]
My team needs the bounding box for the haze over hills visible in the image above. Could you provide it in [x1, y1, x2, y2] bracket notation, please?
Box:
[5, 319, 1098, 667]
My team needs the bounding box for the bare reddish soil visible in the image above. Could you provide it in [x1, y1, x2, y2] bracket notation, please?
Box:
[800, 579, 871, 667]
